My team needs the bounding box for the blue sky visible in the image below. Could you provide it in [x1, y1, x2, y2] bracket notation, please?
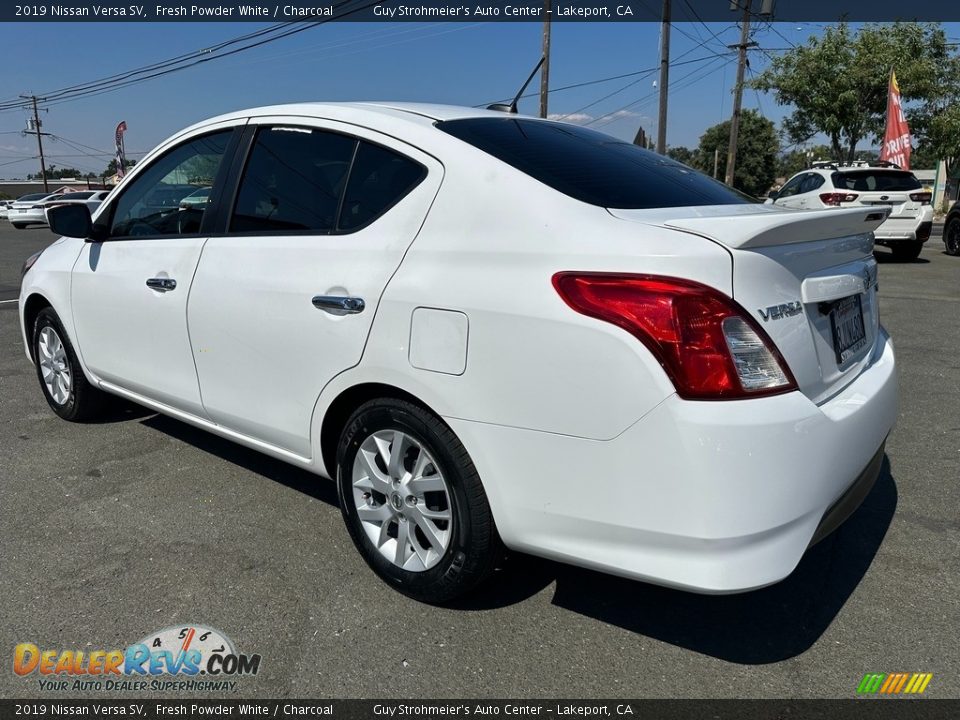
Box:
[0, 20, 957, 179]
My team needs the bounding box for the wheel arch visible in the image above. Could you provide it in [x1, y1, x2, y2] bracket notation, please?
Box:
[319, 382, 444, 481]
[22, 292, 54, 363]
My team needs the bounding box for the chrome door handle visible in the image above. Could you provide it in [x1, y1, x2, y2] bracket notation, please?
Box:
[312, 295, 365, 315]
[146, 277, 177, 292]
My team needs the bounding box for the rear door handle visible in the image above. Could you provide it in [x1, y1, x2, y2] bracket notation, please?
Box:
[146, 277, 177, 292]
[312, 295, 365, 315]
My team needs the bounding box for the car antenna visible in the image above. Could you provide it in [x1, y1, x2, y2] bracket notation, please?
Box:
[487, 56, 546, 114]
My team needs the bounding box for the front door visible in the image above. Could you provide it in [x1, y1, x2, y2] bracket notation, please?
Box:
[187, 118, 442, 457]
[70, 126, 237, 416]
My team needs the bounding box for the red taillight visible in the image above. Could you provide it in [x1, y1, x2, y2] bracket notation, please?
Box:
[819, 192, 859, 206]
[910, 192, 931, 205]
[552, 273, 797, 400]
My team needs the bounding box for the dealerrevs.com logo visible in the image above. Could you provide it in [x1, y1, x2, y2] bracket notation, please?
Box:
[13, 625, 261, 692]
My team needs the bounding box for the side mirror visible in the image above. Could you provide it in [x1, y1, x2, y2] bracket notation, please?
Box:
[767, 190, 779, 200]
[47, 204, 93, 239]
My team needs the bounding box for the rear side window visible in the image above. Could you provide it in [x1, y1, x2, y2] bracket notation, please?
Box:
[231, 127, 356, 233]
[436, 117, 751, 209]
[339, 141, 426, 231]
[832, 170, 921, 192]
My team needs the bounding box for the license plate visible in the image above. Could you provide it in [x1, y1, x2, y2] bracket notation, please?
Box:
[829, 295, 867, 364]
[18, 208, 27, 213]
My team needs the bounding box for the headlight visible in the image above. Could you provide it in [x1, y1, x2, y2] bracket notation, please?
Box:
[21, 250, 44, 279]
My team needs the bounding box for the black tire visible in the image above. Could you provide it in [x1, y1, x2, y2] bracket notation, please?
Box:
[945, 218, 960, 256]
[890, 243, 923, 261]
[32, 307, 107, 422]
[12, 223, 27, 229]
[336, 398, 500, 603]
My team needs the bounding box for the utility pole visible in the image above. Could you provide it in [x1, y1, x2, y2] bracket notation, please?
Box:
[655, 0, 671, 154]
[724, 2, 754, 187]
[22, 95, 48, 192]
[539, 0, 551, 118]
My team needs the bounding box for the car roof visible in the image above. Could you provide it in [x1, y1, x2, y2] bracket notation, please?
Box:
[179, 102, 526, 137]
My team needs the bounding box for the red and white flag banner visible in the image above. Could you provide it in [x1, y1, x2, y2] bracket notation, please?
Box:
[879, 72, 911, 170]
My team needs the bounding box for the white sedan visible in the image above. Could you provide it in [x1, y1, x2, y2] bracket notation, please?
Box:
[7, 192, 56, 228]
[20, 103, 898, 602]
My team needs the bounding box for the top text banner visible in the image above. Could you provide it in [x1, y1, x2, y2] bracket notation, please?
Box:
[3, 0, 960, 22]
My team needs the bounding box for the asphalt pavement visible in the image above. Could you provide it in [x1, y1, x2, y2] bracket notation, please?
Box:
[0, 223, 957, 699]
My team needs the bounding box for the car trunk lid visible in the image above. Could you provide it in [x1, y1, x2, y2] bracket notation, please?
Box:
[608, 205, 888, 404]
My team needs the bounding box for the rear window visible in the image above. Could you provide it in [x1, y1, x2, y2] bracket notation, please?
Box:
[832, 170, 921, 192]
[436, 117, 752, 209]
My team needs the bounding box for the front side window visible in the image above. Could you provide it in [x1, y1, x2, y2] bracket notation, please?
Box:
[108, 130, 231, 238]
[231, 127, 356, 233]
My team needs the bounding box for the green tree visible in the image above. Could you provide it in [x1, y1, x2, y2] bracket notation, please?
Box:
[696, 110, 778, 197]
[104, 158, 137, 176]
[666, 146, 699, 168]
[751, 22, 960, 163]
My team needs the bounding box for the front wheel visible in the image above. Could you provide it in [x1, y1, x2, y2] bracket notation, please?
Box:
[336, 398, 500, 603]
[32, 307, 107, 421]
[945, 219, 960, 256]
[890, 243, 923, 261]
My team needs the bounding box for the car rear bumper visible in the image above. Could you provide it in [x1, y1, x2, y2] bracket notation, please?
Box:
[7, 208, 48, 225]
[449, 329, 897, 594]
[873, 216, 932, 243]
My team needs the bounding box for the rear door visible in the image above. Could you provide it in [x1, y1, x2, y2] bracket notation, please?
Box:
[187, 117, 442, 457]
[773, 174, 806, 208]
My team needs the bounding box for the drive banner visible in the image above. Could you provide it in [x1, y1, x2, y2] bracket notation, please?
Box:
[879, 71, 911, 170]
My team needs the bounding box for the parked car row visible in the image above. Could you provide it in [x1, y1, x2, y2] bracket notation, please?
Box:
[3, 186, 210, 229]
[4, 190, 111, 229]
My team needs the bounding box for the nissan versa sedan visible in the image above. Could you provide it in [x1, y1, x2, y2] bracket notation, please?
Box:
[20, 103, 898, 603]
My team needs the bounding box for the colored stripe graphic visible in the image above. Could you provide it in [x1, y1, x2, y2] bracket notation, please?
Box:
[857, 673, 932, 695]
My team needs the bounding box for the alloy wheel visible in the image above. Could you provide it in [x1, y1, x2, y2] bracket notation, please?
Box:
[351, 429, 453, 572]
[38, 326, 72, 405]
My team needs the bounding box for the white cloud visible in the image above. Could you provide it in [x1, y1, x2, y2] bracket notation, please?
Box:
[547, 112, 594, 124]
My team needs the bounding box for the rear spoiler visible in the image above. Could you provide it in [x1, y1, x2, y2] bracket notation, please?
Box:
[651, 207, 891, 250]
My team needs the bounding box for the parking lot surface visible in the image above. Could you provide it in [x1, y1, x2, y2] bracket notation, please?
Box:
[0, 224, 957, 698]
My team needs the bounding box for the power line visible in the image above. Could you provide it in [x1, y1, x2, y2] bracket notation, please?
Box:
[552, 50, 724, 122]
[0, 0, 382, 113]
[586, 54, 732, 129]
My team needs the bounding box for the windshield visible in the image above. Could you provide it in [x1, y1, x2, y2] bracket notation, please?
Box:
[436, 117, 753, 209]
[831, 170, 921, 192]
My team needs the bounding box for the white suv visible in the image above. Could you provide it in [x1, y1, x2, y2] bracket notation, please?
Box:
[770, 162, 933, 261]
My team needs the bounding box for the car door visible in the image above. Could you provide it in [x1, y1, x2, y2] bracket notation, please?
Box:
[187, 117, 443, 457]
[773, 174, 806, 208]
[70, 123, 240, 416]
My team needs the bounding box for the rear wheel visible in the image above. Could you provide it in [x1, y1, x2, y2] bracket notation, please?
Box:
[336, 398, 500, 603]
[32, 308, 107, 421]
[945, 219, 960, 256]
[890, 243, 923, 261]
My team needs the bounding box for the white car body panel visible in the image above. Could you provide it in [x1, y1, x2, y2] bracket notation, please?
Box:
[19, 102, 899, 594]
